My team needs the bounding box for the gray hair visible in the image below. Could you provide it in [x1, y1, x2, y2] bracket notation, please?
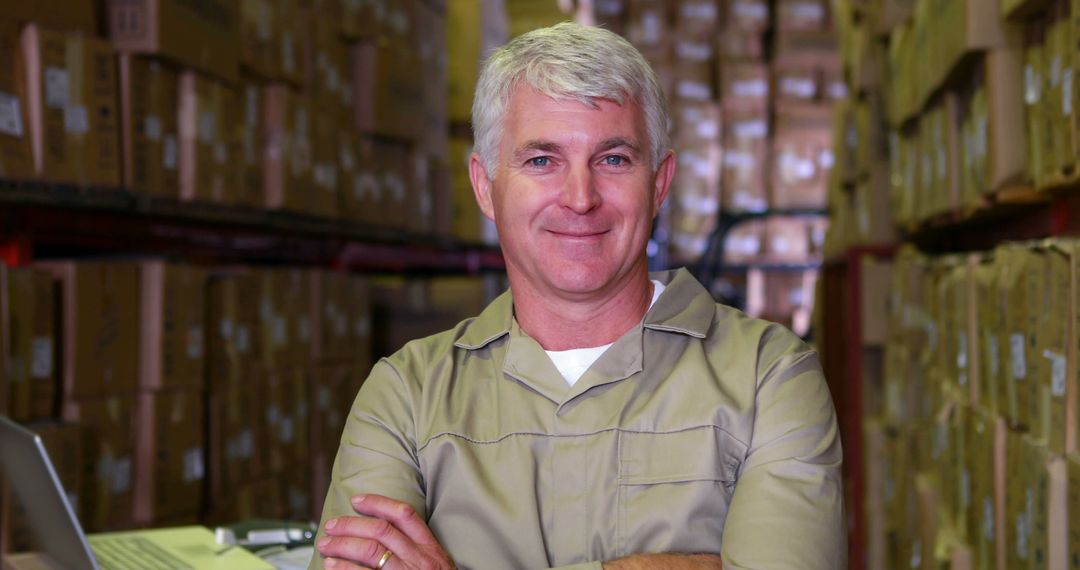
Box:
[471, 22, 669, 177]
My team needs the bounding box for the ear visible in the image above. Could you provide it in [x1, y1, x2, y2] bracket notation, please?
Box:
[468, 152, 496, 221]
[651, 149, 676, 217]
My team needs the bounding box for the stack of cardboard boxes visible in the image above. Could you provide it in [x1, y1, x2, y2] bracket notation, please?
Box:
[0, 0, 466, 238]
[865, 243, 1079, 569]
[596, 0, 837, 333]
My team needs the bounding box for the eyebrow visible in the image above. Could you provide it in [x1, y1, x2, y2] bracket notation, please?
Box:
[512, 140, 562, 161]
[595, 137, 642, 157]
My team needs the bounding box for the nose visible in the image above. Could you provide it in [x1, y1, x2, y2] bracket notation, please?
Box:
[558, 163, 601, 214]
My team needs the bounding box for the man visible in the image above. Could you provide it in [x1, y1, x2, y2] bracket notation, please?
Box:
[312, 22, 844, 570]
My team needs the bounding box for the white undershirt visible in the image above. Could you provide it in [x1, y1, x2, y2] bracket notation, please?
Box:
[545, 280, 666, 387]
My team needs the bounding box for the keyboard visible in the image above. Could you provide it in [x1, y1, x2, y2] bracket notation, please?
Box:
[91, 536, 193, 570]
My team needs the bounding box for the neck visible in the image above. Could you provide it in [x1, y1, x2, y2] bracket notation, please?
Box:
[511, 268, 654, 351]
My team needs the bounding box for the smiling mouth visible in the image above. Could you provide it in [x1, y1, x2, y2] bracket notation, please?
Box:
[547, 229, 608, 238]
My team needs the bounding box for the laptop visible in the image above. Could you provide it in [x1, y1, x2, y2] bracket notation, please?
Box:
[0, 415, 275, 570]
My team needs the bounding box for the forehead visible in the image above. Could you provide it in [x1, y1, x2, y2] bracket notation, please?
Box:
[501, 85, 647, 149]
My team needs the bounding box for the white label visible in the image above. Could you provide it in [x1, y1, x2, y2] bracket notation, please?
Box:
[220, 318, 234, 340]
[681, 2, 717, 21]
[641, 12, 662, 44]
[144, 115, 162, 141]
[0, 92, 24, 137]
[239, 429, 254, 459]
[1045, 349, 1066, 397]
[199, 111, 215, 144]
[318, 387, 331, 410]
[957, 333, 968, 385]
[182, 447, 204, 482]
[273, 316, 287, 346]
[675, 41, 712, 61]
[732, 1, 768, 22]
[787, 1, 824, 22]
[45, 68, 69, 108]
[112, 457, 132, 494]
[355, 314, 371, 337]
[266, 405, 281, 425]
[245, 86, 259, 126]
[31, 337, 53, 379]
[280, 417, 295, 443]
[676, 80, 711, 101]
[696, 120, 719, 140]
[187, 325, 204, 360]
[1025, 64, 1041, 105]
[163, 135, 178, 170]
[63, 106, 88, 135]
[724, 150, 756, 169]
[1010, 333, 1026, 380]
[780, 76, 816, 99]
[298, 316, 311, 342]
[236, 325, 251, 353]
[731, 79, 768, 99]
[214, 141, 227, 164]
[734, 119, 768, 139]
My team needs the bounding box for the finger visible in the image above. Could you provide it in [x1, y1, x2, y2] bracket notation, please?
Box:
[351, 494, 438, 546]
[317, 534, 387, 568]
[321, 555, 368, 569]
[323, 515, 424, 565]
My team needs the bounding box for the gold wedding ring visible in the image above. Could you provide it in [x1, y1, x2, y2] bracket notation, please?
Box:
[376, 550, 394, 569]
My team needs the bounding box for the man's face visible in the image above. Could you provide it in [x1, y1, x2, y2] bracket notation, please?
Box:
[470, 86, 674, 300]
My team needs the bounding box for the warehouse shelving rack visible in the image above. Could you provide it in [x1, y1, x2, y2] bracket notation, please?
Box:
[0, 181, 505, 273]
[822, 189, 1080, 570]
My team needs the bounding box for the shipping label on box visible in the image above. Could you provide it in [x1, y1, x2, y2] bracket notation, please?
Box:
[3, 266, 57, 422]
[722, 107, 770, 213]
[119, 55, 180, 198]
[208, 380, 261, 507]
[22, 26, 121, 187]
[108, 0, 240, 83]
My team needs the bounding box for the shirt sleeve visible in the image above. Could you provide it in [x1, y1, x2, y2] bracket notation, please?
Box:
[309, 359, 425, 570]
[720, 329, 847, 569]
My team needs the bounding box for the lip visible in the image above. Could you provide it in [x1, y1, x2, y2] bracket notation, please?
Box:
[546, 229, 608, 238]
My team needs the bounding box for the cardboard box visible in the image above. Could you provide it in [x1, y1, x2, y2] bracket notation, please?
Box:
[673, 0, 720, 38]
[722, 108, 769, 213]
[1035, 243, 1071, 454]
[1, 266, 56, 422]
[240, 0, 278, 79]
[263, 84, 314, 213]
[726, 0, 770, 32]
[234, 76, 264, 208]
[138, 262, 205, 392]
[0, 422, 82, 554]
[3, 1, 98, 34]
[178, 71, 236, 203]
[62, 395, 137, 532]
[719, 62, 770, 110]
[717, 27, 766, 61]
[260, 368, 308, 475]
[771, 105, 832, 210]
[672, 38, 715, 102]
[349, 1, 423, 141]
[207, 380, 261, 509]
[133, 389, 205, 524]
[21, 26, 121, 187]
[107, 0, 240, 83]
[312, 110, 341, 219]
[1067, 453, 1080, 570]
[417, 1, 448, 159]
[625, 0, 670, 56]
[206, 271, 259, 395]
[776, 0, 830, 31]
[39, 261, 139, 400]
[0, 20, 35, 181]
[118, 55, 180, 198]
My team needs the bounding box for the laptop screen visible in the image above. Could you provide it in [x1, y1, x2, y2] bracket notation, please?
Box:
[0, 415, 98, 570]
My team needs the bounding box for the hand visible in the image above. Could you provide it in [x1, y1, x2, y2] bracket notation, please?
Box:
[317, 494, 457, 570]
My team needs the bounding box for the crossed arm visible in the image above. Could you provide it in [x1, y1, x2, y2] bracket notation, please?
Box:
[315, 494, 723, 570]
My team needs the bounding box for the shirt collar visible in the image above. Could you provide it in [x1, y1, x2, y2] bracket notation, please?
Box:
[453, 267, 714, 351]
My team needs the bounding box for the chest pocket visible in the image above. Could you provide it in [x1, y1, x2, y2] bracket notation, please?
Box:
[616, 426, 745, 557]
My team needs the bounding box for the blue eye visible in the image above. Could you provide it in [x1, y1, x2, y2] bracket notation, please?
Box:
[604, 155, 626, 166]
[529, 156, 550, 167]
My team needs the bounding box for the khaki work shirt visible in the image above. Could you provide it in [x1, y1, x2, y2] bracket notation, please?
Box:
[312, 268, 845, 569]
